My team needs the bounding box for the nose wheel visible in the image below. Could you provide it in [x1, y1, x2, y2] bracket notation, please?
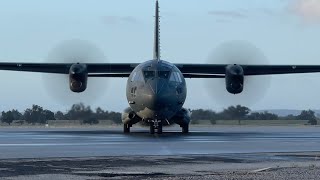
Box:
[150, 119, 162, 134]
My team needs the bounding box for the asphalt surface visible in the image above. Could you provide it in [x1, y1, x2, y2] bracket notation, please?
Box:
[0, 126, 320, 159]
[0, 126, 320, 179]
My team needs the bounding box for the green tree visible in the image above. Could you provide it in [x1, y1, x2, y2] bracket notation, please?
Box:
[95, 107, 105, 119]
[1, 109, 23, 125]
[23, 105, 55, 124]
[11, 109, 22, 120]
[32, 105, 45, 124]
[43, 110, 55, 121]
[65, 103, 97, 124]
[54, 111, 65, 120]
[66, 103, 93, 120]
[108, 111, 122, 124]
[220, 105, 251, 120]
[23, 108, 33, 124]
[297, 110, 317, 125]
[1, 111, 14, 125]
[247, 111, 279, 120]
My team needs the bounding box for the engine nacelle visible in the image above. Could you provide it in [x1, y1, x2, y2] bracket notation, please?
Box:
[122, 107, 141, 125]
[69, 63, 88, 93]
[225, 64, 244, 94]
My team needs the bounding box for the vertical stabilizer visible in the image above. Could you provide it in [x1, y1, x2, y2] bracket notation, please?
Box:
[153, 0, 160, 61]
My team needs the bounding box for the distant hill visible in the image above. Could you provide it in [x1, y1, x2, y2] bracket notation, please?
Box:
[254, 109, 320, 117]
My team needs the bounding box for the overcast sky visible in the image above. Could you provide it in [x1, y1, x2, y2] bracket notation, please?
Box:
[0, 0, 320, 112]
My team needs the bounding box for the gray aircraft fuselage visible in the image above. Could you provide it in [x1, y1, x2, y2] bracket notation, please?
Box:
[126, 60, 187, 125]
[121, 0, 191, 133]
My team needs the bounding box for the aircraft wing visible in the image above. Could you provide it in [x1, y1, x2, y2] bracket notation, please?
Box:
[0, 62, 138, 77]
[2, 62, 320, 78]
[176, 64, 320, 78]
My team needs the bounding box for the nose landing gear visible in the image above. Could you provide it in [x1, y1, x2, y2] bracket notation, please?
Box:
[150, 119, 163, 134]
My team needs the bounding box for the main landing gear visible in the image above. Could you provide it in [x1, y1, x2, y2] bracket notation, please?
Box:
[150, 119, 163, 134]
[123, 124, 131, 133]
[181, 124, 189, 134]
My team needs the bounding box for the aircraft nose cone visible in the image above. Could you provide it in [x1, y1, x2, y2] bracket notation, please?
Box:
[148, 79, 165, 94]
[145, 79, 168, 110]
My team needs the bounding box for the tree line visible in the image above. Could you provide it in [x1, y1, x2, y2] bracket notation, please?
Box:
[1, 104, 317, 125]
[1, 103, 121, 125]
[191, 105, 318, 125]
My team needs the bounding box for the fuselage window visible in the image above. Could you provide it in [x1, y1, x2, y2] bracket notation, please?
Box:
[158, 71, 170, 79]
[143, 71, 155, 80]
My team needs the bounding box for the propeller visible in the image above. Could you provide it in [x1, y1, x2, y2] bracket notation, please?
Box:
[42, 39, 108, 105]
[205, 40, 271, 107]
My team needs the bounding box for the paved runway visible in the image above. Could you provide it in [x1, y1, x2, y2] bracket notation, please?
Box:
[0, 126, 320, 159]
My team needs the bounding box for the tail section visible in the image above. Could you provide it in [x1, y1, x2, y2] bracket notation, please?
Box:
[153, 0, 161, 61]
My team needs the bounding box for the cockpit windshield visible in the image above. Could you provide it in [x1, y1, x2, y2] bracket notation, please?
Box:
[158, 71, 170, 79]
[143, 71, 155, 80]
[143, 70, 171, 80]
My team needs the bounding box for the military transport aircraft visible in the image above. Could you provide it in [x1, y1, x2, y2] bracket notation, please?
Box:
[1, 0, 320, 134]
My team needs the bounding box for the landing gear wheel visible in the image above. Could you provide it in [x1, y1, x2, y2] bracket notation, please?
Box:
[182, 124, 189, 134]
[123, 124, 130, 133]
[150, 124, 155, 134]
[157, 123, 163, 134]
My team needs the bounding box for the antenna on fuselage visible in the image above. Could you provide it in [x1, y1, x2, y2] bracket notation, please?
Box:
[153, 0, 161, 61]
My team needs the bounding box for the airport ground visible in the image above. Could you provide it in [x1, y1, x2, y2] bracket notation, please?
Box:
[0, 119, 315, 127]
[0, 125, 319, 179]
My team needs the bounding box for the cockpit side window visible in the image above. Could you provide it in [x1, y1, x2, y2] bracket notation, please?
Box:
[176, 72, 182, 82]
[143, 71, 155, 80]
[131, 71, 143, 82]
[169, 72, 176, 82]
[131, 72, 137, 82]
[169, 72, 182, 83]
[158, 71, 170, 79]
